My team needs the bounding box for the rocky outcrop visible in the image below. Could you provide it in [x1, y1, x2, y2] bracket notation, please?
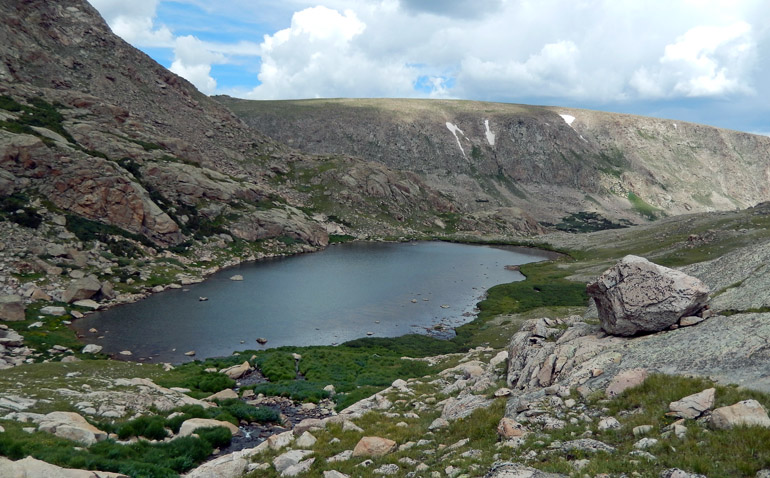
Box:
[230, 207, 329, 247]
[0, 456, 128, 478]
[60, 276, 102, 303]
[219, 361, 251, 380]
[36, 411, 108, 446]
[587, 255, 709, 336]
[505, 310, 770, 416]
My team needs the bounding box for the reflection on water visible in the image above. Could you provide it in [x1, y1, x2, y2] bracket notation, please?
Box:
[72, 242, 550, 363]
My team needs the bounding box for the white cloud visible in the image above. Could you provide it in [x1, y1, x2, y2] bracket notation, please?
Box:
[89, 0, 770, 132]
[169, 36, 227, 94]
[248, 6, 417, 99]
[455, 41, 583, 99]
[630, 22, 756, 98]
[88, 0, 173, 47]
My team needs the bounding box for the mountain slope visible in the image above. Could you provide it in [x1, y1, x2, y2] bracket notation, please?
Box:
[218, 97, 770, 226]
[0, 0, 496, 253]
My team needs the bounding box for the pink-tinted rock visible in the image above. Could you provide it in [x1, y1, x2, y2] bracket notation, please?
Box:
[605, 368, 648, 398]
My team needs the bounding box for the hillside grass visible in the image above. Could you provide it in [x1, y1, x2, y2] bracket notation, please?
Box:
[628, 192, 662, 220]
[528, 374, 770, 477]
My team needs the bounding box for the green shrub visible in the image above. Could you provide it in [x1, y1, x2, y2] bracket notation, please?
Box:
[255, 351, 297, 381]
[0, 421, 214, 478]
[117, 415, 168, 441]
[0, 193, 42, 229]
[0, 95, 24, 111]
[117, 157, 143, 178]
[185, 372, 236, 394]
[329, 234, 355, 244]
[217, 399, 280, 423]
[65, 214, 154, 247]
[250, 381, 331, 404]
[194, 426, 232, 448]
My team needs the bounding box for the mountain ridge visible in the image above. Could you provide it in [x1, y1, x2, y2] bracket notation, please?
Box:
[218, 96, 770, 226]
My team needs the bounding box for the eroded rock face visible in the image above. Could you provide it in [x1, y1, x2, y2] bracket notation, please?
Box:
[230, 208, 329, 247]
[587, 255, 709, 336]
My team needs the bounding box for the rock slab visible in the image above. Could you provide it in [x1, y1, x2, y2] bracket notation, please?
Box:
[669, 388, 715, 419]
[0, 295, 24, 322]
[178, 418, 240, 437]
[587, 255, 709, 336]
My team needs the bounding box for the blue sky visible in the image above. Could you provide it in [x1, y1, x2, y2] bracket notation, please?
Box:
[87, 0, 770, 135]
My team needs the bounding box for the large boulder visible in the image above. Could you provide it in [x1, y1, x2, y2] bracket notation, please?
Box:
[61, 276, 102, 303]
[36, 411, 108, 446]
[587, 255, 709, 336]
[711, 400, 770, 429]
[0, 295, 25, 321]
[219, 361, 251, 380]
[352, 436, 397, 457]
[0, 456, 128, 478]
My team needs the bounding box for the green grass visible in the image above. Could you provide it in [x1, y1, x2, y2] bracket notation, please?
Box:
[522, 374, 770, 477]
[243, 345, 439, 410]
[589, 374, 770, 477]
[0, 96, 76, 144]
[548, 211, 631, 233]
[453, 260, 587, 348]
[328, 234, 355, 244]
[0, 420, 216, 478]
[3, 301, 89, 360]
[628, 192, 662, 220]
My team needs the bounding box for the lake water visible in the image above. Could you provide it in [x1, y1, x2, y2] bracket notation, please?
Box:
[72, 242, 551, 363]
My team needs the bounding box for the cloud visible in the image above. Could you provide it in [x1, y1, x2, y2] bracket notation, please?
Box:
[247, 6, 417, 99]
[455, 41, 583, 99]
[88, 0, 173, 47]
[168, 36, 228, 94]
[399, 0, 504, 19]
[630, 22, 756, 98]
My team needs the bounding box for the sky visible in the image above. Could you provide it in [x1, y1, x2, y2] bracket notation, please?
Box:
[86, 0, 770, 135]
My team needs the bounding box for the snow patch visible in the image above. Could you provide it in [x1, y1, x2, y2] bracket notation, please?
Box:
[484, 119, 496, 146]
[559, 114, 576, 126]
[445, 122, 467, 158]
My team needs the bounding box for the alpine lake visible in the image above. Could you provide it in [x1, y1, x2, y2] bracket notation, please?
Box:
[72, 241, 553, 363]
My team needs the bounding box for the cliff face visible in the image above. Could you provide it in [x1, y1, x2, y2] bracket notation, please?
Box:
[0, 0, 493, 250]
[218, 97, 770, 225]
